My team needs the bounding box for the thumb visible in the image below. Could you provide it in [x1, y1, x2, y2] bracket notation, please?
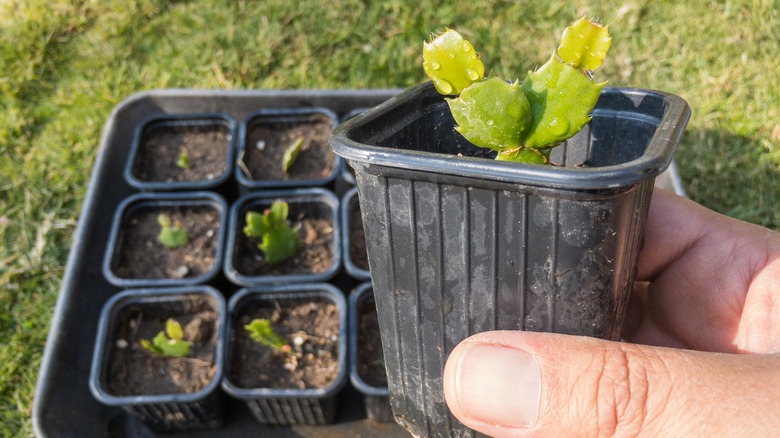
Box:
[443, 331, 780, 437]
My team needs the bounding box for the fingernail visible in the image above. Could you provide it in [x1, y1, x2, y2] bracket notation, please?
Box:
[452, 343, 541, 428]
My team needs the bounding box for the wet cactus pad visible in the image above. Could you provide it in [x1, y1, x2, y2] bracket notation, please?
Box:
[422, 29, 484, 96]
[447, 78, 531, 153]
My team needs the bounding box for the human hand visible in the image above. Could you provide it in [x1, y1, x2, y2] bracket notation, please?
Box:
[443, 188, 780, 436]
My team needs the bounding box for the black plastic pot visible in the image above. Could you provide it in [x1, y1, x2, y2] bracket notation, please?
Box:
[341, 187, 371, 280]
[102, 191, 227, 288]
[124, 113, 237, 193]
[224, 188, 341, 286]
[236, 108, 341, 192]
[88, 286, 227, 432]
[330, 82, 691, 437]
[222, 283, 348, 425]
[349, 282, 393, 422]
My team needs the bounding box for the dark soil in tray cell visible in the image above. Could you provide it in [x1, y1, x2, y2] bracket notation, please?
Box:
[236, 216, 334, 276]
[242, 114, 335, 182]
[107, 297, 219, 396]
[113, 205, 220, 280]
[349, 202, 369, 271]
[357, 301, 386, 387]
[134, 124, 230, 183]
[230, 299, 340, 389]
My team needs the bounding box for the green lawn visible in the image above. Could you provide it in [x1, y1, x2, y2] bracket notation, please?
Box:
[1, 0, 778, 435]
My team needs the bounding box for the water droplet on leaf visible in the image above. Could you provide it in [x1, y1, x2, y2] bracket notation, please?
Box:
[431, 61, 441, 70]
[549, 118, 570, 137]
[435, 78, 453, 94]
[466, 68, 480, 81]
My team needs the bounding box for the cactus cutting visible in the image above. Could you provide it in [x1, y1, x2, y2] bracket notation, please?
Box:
[423, 17, 611, 164]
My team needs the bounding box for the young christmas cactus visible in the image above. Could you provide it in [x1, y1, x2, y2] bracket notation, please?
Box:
[157, 213, 188, 249]
[244, 318, 292, 354]
[140, 318, 191, 357]
[243, 200, 302, 265]
[423, 17, 611, 164]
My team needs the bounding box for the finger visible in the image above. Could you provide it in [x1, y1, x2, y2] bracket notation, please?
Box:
[633, 189, 780, 352]
[444, 331, 780, 437]
[637, 188, 715, 282]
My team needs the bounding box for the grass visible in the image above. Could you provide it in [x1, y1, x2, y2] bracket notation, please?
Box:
[1, 0, 778, 435]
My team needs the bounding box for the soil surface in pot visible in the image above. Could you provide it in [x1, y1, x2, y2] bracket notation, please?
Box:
[348, 201, 369, 271]
[241, 114, 335, 182]
[230, 299, 340, 389]
[107, 296, 218, 396]
[113, 205, 220, 280]
[235, 215, 334, 276]
[133, 123, 230, 183]
[357, 299, 386, 387]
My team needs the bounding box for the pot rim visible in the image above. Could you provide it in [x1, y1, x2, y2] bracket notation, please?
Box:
[330, 82, 691, 191]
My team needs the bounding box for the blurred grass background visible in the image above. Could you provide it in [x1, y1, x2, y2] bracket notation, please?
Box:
[1, 0, 778, 435]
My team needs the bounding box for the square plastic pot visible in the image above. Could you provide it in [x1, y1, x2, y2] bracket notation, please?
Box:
[349, 282, 393, 422]
[221, 283, 348, 425]
[224, 188, 341, 286]
[236, 108, 341, 191]
[330, 82, 691, 437]
[341, 187, 371, 280]
[88, 286, 227, 432]
[124, 113, 237, 193]
[103, 192, 227, 287]
[102, 191, 228, 288]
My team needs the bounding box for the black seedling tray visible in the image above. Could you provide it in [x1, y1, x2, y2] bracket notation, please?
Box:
[32, 89, 409, 438]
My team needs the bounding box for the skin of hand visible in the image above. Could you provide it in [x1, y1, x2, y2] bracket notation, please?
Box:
[443, 188, 780, 437]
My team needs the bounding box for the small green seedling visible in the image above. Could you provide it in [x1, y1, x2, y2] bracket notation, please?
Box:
[423, 17, 611, 164]
[140, 318, 191, 357]
[281, 136, 304, 173]
[243, 200, 302, 265]
[176, 150, 190, 169]
[157, 214, 188, 249]
[244, 318, 292, 354]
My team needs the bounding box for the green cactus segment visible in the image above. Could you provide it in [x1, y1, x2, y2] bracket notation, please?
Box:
[244, 319, 290, 352]
[140, 318, 191, 357]
[423, 29, 484, 95]
[243, 200, 302, 266]
[520, 54, 606, 149]
[281, 136, 304, 173]
[176, 151, 190, 169]
[157, 214, 188, 249]
[557, 17, 612, 71]
[447, 77, 532, 152]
